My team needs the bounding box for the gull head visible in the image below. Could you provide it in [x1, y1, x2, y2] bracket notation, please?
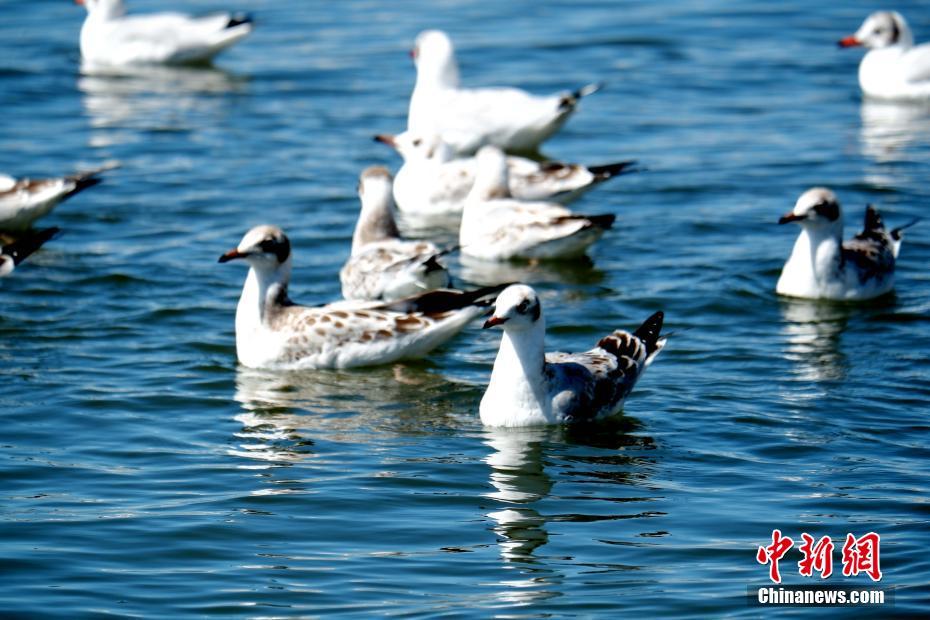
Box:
[483, 284, 542, 331]
[779, 188, 843, 229]
[470, 145, 510, 201]
[358, 165, 394, 206]
[840, 11, 911, 50]
[412, 30, 459, 88]
[219, 225, 292, 272]
[376, 131, 454, 163]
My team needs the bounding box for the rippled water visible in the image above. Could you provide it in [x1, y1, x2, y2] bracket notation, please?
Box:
[2, 0, 929, 617]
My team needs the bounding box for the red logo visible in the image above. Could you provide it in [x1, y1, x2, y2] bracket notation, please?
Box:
[758, 531, 882, 583]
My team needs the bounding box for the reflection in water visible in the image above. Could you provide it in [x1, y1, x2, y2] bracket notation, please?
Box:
[778, 299, 852, 383]
[78, 65, 248, 144]
[232, 364, 459, 466]
[860, 99, 930, 164]
[482, 420, 652, 604]
[459, 253, 605, 288]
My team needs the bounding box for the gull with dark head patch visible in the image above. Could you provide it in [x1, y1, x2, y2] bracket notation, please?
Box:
[480, 284, 665, 427]
[776, 187, 914, 301]
[220, 225, 503, 369]
[839, 11, 930, 100]
[340, 166, 452, 301]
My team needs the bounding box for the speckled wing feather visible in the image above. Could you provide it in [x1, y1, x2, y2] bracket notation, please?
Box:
[842, 206, 897, 283]
[544, 311, 664, 422]
[340, 239, 451, 301]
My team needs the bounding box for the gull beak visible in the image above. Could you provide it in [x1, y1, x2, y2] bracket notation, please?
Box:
[74, 0, 86, 5]
[409, 48, 417, 60]
[218, 249, 247, 263]
[483, 316, 507, 329]
[778, 212, 806, 225]
[838, 36, 861, 48]
[373, 134, 396, 148]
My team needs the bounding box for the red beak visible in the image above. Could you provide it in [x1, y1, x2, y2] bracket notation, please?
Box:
[74, 0, 86, 5]
[778, 212, 806, 225]
[409, 48, 417, 60]
[483, 316, 508, 329]
[218, 249, 246, 263]
[838, 36, 861, 48]
[373, 134, 397, 148]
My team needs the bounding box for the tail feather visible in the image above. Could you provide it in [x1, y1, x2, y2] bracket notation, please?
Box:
[380, 283, 513, 315]
[64, 163, 118, 199]
[891, 217, 920, 241]
[559, 213, 615, 230]
[2, 227, 60, 267]
[862, 204, 886, 234]
[633, 311, 665, 356]
[226, 13, 253, 29]
[587, 160, 638, 181]
[559, 82, 604, 110]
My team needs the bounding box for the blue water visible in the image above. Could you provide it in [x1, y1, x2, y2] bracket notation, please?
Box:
[2, 0, 929, 617]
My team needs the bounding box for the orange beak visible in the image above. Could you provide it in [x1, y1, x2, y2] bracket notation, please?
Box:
[218, 249, 247, 263]
[482, 316, 507, 329]
[838, 36, 861, 48]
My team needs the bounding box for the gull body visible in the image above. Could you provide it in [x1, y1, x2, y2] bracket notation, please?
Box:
[839, 11, 930, 100]
[220, 225, 500, 369]
[378, 132, 635, 219]
[459, 146, 614, 261]
[77, 0, 253, 68]
[480, 285, 665, 427]
[340, 167, 451, 301]
[776, 188, 910, 301]
[408, 30, 599, 155]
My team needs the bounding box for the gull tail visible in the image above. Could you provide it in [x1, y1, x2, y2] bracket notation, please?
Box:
[65, 162, 119, 199]
[556, 213, 616, 230]
[587, 160, 639, 181]
[1, 227, 59, 275]
[633, 311, 665, 358]
[559, 82, 604, 110]
[226, 13, 253, 29]
[890, 216, 919, 259]
[381, 284, 512, 315]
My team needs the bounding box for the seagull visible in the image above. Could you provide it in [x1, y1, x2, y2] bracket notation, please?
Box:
[0, 165, 113, 232]
[459, 146, 615, 261]
[408, 30, 601, 155]
[76, 0, 253, 68]
[375, 132, 636, 219]
[480, 285, 665, 427]
[839, 11, 930, 100]
[339, 166, 452, 301]
[0, 228, 59, 277]
[776, 187, 915, 301]
[219, 225, 504, 369]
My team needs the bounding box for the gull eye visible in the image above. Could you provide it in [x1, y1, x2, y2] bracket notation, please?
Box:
[412, 139, 422, 147]
[516, 300, 530, 314]
[259, 238, 277, 252]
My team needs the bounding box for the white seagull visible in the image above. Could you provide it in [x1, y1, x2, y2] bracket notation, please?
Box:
[839, 11, 930, 100]
[376, 132, 636, 220]
[219, 225, 504, 369]
[0, 165, 113, 232]
[776, 187, 914, 301]
[0, 228, 59, 278]
[408, 30, 600, 155]
[340, 166, 452, 301]
[480, 285, 665, 427]
[460, 146, 615, 261]
[76, 0, 253, 68]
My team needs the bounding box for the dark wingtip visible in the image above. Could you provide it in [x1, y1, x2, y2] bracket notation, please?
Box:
[226, 13, 253, 29]
[3, 227, 60, 266]
[862, 204, 885, 233]
[587, 160, 638, 180]
[633, 311, 664, 354]
[584, 213, 616, 230]
[381, 283, 514, 314]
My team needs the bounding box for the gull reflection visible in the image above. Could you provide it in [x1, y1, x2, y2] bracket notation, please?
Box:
[778, 299, 852, 383]
[78, 64, 248, 144]
[482, 419, 651, 604]
[232, 364, 459, 465]
[860, 99, 930, 165]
